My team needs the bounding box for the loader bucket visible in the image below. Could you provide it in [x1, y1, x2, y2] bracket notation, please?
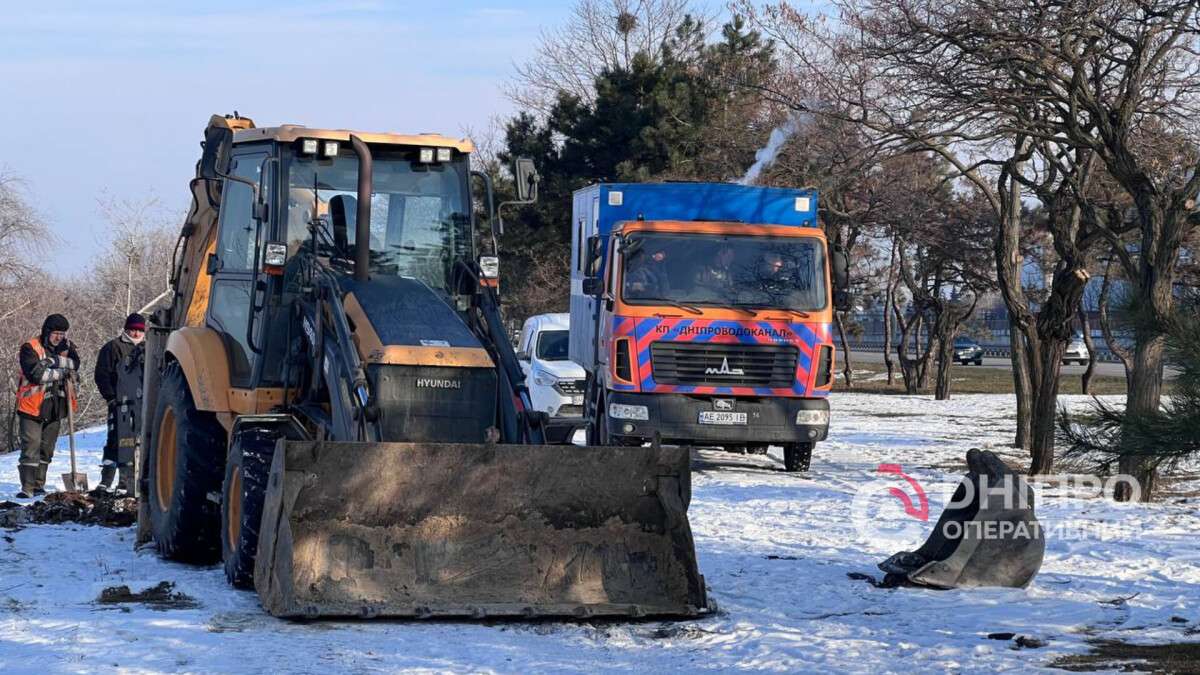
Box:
[253, 441, 709, 619]
[877, 449, 1044, 589]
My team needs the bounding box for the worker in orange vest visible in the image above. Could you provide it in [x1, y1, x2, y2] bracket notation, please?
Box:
[15, 314, 80, 498]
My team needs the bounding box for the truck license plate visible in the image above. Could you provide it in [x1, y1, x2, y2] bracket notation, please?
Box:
[698, 411, 747, 425]
[571, 395, 583, 405]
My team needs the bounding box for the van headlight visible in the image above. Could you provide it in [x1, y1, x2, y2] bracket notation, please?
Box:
[609, 403, 649, 420]
[532, 371, 559, 387]
[795, 410, 830, 426]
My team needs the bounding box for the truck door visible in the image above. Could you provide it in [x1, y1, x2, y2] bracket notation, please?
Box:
[208, 150, 270, 389]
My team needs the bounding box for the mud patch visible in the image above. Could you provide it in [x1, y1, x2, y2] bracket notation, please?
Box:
[1050, 639, 1200, 672]
[0, 491, 137, 528]
[97, 582, 199, 611]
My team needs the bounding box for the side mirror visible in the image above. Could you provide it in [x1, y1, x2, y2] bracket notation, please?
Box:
[582, 277, 602, 296]
[517, 350, 530, 362]
[513, 158, 539, 203]
[584, 235, 601, 275]
[206, 253, 220, 275]
[200, 126, 234, 180]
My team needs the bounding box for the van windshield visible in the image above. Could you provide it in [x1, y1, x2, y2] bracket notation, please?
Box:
[536, 330, 570, 361]
[620, 232, 827, 311]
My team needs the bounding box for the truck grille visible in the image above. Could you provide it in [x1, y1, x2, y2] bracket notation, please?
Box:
[650, 342, 797, 388]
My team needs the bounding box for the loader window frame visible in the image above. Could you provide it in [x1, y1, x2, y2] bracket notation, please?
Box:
[210, 147, 273, 388]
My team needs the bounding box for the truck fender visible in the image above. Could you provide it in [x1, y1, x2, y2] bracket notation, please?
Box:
[165, 327, 231, 413]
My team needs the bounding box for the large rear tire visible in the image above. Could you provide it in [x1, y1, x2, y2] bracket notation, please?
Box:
[145, 361, 226, 563]
[783, 443, 813, 472]
[221, 427, 278, 588]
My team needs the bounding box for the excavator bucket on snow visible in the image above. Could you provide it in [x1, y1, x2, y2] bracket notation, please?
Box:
[254, 441, 709, 619]
[878, 449, 1045, 589]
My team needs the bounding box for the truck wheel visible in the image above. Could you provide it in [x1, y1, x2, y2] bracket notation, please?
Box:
[783, 443, 813, 472]
[146, 361, 226, 563]
[586, 390, 609, 446]
[974, 357, 983, 366]
[221, 427, 278, 589]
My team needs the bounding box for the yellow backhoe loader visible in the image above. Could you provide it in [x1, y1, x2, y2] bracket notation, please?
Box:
[134, 114, 708, 619]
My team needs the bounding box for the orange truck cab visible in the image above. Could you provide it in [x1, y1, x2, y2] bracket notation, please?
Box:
[569, 183, 850, 471]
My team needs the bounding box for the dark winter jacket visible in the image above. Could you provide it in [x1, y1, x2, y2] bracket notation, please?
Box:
[18, 338, 80, 422]
[94, 334, 140, 402]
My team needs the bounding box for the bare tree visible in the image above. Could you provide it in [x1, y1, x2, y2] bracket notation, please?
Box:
[506, 0, 706, 114]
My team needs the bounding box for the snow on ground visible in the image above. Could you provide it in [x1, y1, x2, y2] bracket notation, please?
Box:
[1, 394, 1198, 674]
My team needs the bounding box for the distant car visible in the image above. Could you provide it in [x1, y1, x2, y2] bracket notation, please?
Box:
[954, 337, 984, 365]
[1063, 334, 1090, 365]
[516, 313, 587, 419]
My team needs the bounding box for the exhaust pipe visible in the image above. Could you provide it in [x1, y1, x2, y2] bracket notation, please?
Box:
[349, 134, 373, 282]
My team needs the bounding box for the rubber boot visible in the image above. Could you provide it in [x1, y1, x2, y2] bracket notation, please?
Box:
[16, 465, 36, 499]
[33, 463, 49, 495]
[99, 465, 117, 491]
[116, 465, 134, 496]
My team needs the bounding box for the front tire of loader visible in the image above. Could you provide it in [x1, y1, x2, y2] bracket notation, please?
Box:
[783, 443, 813, 472]
[221, 427, 277, 588]
[146, 360, 226, 563]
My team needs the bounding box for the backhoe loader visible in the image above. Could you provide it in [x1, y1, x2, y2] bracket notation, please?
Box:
[134, 114, 707, 619]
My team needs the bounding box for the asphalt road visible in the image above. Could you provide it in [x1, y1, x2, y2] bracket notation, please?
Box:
[846, 350, 1174, 379]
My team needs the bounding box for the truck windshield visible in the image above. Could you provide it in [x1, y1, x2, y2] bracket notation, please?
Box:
[620, 232, 827, 311]
[286, 147, 471, 291]
[535, 330, 570, 361]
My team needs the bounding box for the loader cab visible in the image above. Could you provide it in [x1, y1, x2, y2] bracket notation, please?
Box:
[205, 131, 476, 395]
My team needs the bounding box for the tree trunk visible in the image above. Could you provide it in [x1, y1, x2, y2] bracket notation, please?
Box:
[1010, 325, 1033, 450]
[835, 311, 853, 388]
[916, 314, 932, 390]
[1079, 299, 1097, 395]
[1115, 333, 1167, 502]
[1028, 336, 1067, 474]
[882, 237, 898, 385]
[934, 332, 954, 400]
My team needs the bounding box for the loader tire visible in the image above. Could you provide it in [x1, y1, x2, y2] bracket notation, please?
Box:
[783, 442, 813, 472]
[221, 427, 277, 588]
[146, 360, 226, 563]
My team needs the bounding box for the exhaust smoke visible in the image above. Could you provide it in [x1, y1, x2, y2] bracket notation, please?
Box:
[739, 114, 811, 185]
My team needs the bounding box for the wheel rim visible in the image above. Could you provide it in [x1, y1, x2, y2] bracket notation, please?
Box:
[155, 408, 178, 513]
[227, 466, 242, 553]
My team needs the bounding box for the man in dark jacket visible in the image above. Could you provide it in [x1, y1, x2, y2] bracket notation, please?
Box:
[94, 313, 145, 492]
[15, 314, 80, 498]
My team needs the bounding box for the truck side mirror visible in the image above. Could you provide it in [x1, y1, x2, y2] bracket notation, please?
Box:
[513, 158, 539, 203]
[584, 235, 601, 276]
[831, 247, 852, 312]
[581, 277, 602, 296]
[200, 125, 234, 180]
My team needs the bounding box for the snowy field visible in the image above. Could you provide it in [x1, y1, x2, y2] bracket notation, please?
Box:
[1, 393, 1198, 674]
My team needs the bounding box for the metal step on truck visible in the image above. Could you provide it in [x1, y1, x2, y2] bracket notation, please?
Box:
[569, 183, 850, 471]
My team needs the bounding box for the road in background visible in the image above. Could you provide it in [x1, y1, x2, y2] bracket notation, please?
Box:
[847, 350, 1178, 379]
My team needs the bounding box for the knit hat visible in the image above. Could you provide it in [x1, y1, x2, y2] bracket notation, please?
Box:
[124, 313, 146, 331]
[42, 314, 69, 333]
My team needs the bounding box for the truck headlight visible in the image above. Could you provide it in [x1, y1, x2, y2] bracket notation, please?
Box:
[533, 371, 558, 387]
[795, 410, 830, 426]
[609, 403, 649, 420]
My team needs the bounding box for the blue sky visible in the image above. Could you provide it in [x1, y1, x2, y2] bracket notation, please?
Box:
[0, 1, 570, 269]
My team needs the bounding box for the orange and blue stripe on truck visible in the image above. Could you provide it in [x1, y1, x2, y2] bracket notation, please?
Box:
[609, 316, 834, 397]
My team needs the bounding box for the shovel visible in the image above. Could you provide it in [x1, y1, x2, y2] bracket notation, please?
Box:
[60, 377, 88, 493]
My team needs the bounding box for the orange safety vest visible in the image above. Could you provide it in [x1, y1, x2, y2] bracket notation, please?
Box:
[15, 336, 77, 418]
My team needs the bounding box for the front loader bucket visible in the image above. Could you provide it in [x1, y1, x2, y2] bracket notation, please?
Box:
[878, 449, 1044, 589]
[253, 441, 708, 619]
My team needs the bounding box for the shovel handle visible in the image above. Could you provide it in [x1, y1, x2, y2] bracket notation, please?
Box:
[65, 377, 78, 477]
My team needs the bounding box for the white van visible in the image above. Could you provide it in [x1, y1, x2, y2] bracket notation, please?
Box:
[517, 313, 587, 422]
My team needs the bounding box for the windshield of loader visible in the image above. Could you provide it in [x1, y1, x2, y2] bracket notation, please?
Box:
[286, 147, 471, 291]
[620, 232, 827, 312]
